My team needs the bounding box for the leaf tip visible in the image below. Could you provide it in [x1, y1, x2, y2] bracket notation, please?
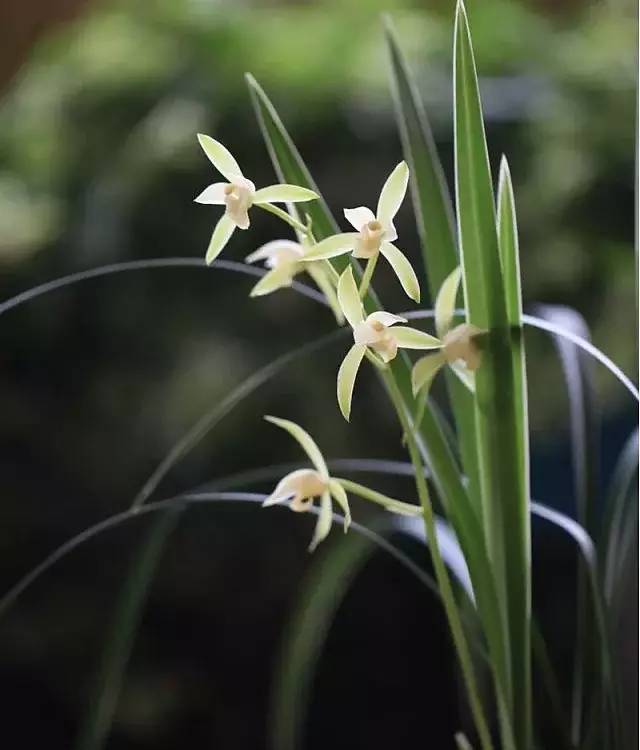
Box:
[498, 154, 512, 182]
[381, 12, 395, 34]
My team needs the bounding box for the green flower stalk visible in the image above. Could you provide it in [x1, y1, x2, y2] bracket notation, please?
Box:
[304, 161, 421, 302]
[194, 134, 318, 263]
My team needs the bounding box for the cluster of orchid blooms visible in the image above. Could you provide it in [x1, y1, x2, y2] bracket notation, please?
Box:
[195, 134, 483, 549]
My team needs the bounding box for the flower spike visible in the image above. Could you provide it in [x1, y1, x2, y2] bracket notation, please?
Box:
[195, 134, 318, 264]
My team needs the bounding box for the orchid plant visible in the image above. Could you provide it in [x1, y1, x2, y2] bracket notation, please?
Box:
[1, 4, 633, 750]
[188, 4, 616, 744]
[184, 4, 635, 747]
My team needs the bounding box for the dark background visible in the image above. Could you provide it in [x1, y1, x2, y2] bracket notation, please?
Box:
[0, 0, 636, 748]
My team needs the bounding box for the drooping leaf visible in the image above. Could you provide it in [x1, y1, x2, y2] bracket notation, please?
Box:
[75, 509, 179, 750]
[602, 428, 639, 609]
[531, 303, 599, 745]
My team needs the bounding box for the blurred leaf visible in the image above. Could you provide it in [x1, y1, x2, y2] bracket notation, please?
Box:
[531, 303, 598, 745]
[532, 499, 623, 749]
[602, 428, 638, 614]
[269, 512, 478, 750]
[75, 508, 180, 750]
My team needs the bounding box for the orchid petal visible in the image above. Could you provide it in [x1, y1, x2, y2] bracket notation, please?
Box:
[306, 263, 344, 324]
[344, 206, 375, 231]
[436, 266, 463, 338]
[253, 184, 318, 204]
[194, 183, 227, 205]
[367, 311, 407, 327]
[246, 239, 303, 264]
[392, 326, 442, 350]
[329, 479, 351, 532]
[337, 267, 365, 328]
[197, 134, 243, 182]
[378, 345, 398, 364]
[262, 470, 302, 507]
[412, 352, 446, 396]
[376, 161, 409, 228]
[305, 233, 358, 261]
[449, 360, 476, 393]
[380, 242, 421, 302]
[205, 215, 236, 265]
[308, 491, 333, 552]
[249, 265, 295, 297]
[337, 344, 367, 421]
[386, 221, 398, 243]
[264, 416, 329, 478]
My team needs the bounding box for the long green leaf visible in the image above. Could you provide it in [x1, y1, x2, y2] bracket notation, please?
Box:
[497, 158, 531, 750]
[532, 303, 598, 745]
[75, 509, 179, 750]
[384, 16, 480, 513]
[455, 3, 531, 747]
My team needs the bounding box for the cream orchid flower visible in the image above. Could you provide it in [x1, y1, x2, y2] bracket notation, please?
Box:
[303, 161, 420, 302]
[262, 416, 351, 551]
[244, 237, 343, 322]
[336, 267, 440, 421]
[262, 415, 422, 550]
[245, 240, 306, 297]
[194, 134, 318, 264]
[411, 266, 484, 397]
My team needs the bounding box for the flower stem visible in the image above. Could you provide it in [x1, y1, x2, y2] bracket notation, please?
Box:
[333, 478, 422, 516]
[358, 253, 379, 299]
[256, 202, 309, 235]
[384, 374, 494, 750]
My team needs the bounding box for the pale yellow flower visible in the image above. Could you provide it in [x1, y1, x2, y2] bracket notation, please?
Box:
[336, 267, 440, 421]
[262, 416, 351, 551]
[244, 237, 343, 323]
[411, 266, 484, 396]
[194, 134, 318, 264]
[303, 162, 420, 302]
[245, 240, 306, 296]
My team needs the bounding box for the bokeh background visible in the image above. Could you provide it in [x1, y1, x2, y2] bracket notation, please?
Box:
[0, 0, 636, 748]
